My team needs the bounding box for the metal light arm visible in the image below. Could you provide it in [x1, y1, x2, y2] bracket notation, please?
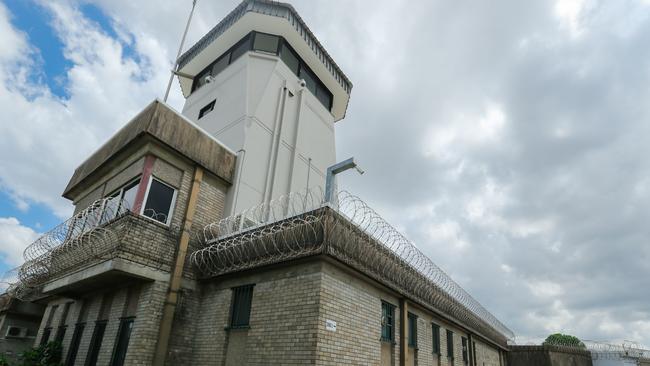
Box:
[325, 157, 364, 202]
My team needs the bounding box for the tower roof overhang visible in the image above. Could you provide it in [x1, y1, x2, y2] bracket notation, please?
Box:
[176, 0, 353, 121]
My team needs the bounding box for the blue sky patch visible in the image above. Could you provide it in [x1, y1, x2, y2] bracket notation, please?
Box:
[5, 0, 71, 99]
[0, 190, 60, 233]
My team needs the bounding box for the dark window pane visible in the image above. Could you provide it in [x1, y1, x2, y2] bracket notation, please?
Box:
[462, 337, 468, 363]
[432, 324, 440, 354]
[55, 326, 67, 343]
[143, 179, 175, 224]
[447, 330, 454, 358]
[299, 67, 317, 95]
[253, 33, 279, 54]
[40, 328, 51, 346]
[211, 55, 230, 77]
[110, 318, 135, 366]
[85, 321, 107, 366]
[408, 313, 417, 347]
[230, 35, 252, 63]
[473, 341, 477, 365]
[66, 324, 85, 366]
[280, 43, 300, 75]
[381, 301, 394, 342]
[193, 68, 211, 91]
[316, 83, 333, 110]
[230, 285, 254, 328]
[199, 100, 216, 119]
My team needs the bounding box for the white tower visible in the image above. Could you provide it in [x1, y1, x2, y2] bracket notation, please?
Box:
[175, 0, 352, 216]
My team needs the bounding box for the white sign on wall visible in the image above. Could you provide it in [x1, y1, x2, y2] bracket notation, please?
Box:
[325, 319, 337, 332]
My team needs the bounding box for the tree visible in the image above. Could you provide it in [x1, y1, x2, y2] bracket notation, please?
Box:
[543, 333, 586, 348]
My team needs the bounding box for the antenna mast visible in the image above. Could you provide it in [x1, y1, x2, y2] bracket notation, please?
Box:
[163, 0, 198, 102]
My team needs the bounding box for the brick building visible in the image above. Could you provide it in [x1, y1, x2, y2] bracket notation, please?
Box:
[6, 1, 513, 365]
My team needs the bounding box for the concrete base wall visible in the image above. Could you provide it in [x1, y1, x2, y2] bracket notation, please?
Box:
[508, 345, 593, 366]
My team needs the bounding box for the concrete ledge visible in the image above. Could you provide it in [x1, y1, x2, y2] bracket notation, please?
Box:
[43, 258, 170, 295]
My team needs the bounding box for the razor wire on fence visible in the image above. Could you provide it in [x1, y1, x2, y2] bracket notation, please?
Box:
[5, 196, 180, 301]
[191, 188, 515, 341]
[509, 337, 650, 360]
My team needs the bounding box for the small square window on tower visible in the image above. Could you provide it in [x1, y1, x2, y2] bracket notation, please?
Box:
[198, 100, 216, 119]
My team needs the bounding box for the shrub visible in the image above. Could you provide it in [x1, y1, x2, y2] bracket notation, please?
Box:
[0, 353, 10, 366]
[543, 333, 586, 348]
[18, 341, 63, 366]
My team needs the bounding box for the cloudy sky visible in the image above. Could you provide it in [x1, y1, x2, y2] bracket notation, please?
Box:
[1, 0, 649, 346]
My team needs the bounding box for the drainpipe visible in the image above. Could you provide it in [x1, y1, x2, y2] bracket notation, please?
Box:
[230, 149, 246, 218]
[153, 166, 203, 366]
[468, 334, 475, 366]
[262, 82, 289, 213]
[400, 298, 409, 366]
[287, 85, 305, 194]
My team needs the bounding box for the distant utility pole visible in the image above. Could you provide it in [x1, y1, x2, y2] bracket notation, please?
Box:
[163, 0, 198, 103]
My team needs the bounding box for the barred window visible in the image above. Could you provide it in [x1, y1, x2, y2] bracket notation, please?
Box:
[110, 317, 135, 366]
[230, 285, 254, 328]
[380, 301, 395, 342]
[408, 313, 417, 348]
[66, 323, 85, 366]
[85, 320, 107, 366]
[447, 329, 454, 359]
[462, 336, 469, 363]
[432, 323, 441, 355]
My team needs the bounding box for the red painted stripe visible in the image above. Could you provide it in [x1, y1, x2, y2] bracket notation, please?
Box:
[133, 155, 156, 213]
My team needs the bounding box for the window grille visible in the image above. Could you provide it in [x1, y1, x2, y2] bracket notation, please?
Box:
[230, 284, 254, 328]
[380, 301, 395, 342]
[66, 323, 85, 366]
[408, 312, 417, 347]
[110, 317, 135, 366]
[432, 323, 441, 355]
[447, 329, 454, 359]
[85, 320, 107, 366]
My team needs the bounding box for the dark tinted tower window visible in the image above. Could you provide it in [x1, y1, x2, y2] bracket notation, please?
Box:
[280, 44, 300, 75]
[253, 33, 280, 53]
[211, 55, 230, 77]
[230, 35, 252, 62]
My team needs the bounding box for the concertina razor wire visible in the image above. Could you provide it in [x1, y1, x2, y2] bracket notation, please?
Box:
[6, 196, 179, 301]
[191, 188, 515, 341]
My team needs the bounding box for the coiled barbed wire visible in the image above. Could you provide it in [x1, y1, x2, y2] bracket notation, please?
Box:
[6, 197, 181, 301]
[191, 189, 515, 341]
[510, 338, 650, 360]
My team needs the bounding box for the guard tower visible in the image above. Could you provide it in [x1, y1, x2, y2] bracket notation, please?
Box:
[176, 0, 353, 215]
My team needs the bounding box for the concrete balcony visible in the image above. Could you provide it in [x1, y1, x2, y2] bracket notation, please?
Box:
[15, 198, 179, 298]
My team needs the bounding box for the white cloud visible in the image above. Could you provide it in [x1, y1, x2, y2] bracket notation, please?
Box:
[0, 217, 39, 266]
[554, 0, 588, 37]
[0, 0, 182, 218]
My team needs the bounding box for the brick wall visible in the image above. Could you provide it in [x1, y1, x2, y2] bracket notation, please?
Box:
[316, 264, 382, 366]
